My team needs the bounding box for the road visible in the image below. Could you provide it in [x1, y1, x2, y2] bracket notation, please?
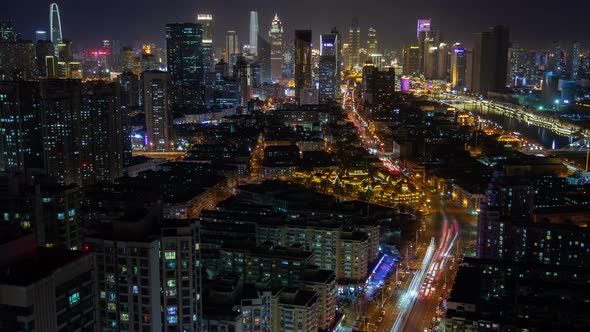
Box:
[396, 197, 477, 331]
[343, 97, 477, 332]
[357, 196, 476, 332]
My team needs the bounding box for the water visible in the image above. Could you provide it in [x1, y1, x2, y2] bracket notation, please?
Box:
[467, 104, 573, 149]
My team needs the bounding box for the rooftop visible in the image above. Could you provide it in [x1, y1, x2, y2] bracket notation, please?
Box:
[0, 247, 89, 286]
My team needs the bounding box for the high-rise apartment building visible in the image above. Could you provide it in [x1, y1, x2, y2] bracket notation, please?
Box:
[85, 215, 203, 332]
[273, 289, 319, 332]
[0, 245, 96, 332]
[40, 79, 82, 186]
[0, 81, 44, 173]
[142, 70, 172, 151]
[225, 31, 239, 72]
[166, 23, 204, 112]
[80, 81, 124, 186]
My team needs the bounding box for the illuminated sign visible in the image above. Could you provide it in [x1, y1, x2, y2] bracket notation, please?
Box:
[454, 48, 465, 54]
[323, 43, 334, 47]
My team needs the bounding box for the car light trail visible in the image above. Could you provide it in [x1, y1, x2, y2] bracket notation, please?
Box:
[391, 237, 436, 332]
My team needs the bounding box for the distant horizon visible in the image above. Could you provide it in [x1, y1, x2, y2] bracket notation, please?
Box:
[2, 0, 589, 52]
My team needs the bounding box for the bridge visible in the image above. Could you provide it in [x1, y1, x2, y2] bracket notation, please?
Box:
[438, 97, 588, 138]
[132, 151, 187, 159]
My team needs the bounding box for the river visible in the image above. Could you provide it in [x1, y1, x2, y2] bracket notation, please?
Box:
[460, 102, 574, 149]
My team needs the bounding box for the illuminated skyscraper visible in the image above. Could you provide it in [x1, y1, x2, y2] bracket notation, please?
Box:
[319, 32, 340, 103]
[451, 46, 467, 89]
[417, 18, 431, 38]
[0, 20, 18, 42]
[166, 23, 204, 112]
[295, 30, 312, 105]
[49, 3, 62, 57]
[142, 70, 172, 151]
[342, 43, 350, 70]
[225, 30, 239, 73]
[367, 27, 382, 70]
[349, 18, 360, 68]
[249, 11, 259, 55]
[571, 41, 581, 80]
[367, 27, 377, 55]
[35, 30, 47, 43]
[197, 14, 214, 75]
[269, 14, 284, 83]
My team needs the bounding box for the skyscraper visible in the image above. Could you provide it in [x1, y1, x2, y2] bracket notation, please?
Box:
[257, 35, 271, 83]
[418, 29, 440, 76]
[0, 20, 18, 42]
[80, 81, 124, 186]
[295, 30, 312, 105]
[402, 45, 420, 76]
[249, 11, 259, 56]
[35, 30, 47, 43]
[49, 3, 62, 57]
[197, 14, 214, 75]
[225, 30, 239, 72]
[451, 46, 467, 89]
[142, 70, 172, 151]
[349, 18, 360, 68]
[472, 25, 510, 96]
[166, 23, 204, 112]
[417, 18, 431, 37]
[269, 14, 284, 83]
[367, 27, 382, 70]
[319, 33, 340, 103]
[367, 27, 377, 55]
[0, 81, 43, 173]
[40, 79, 82, 186]
[571, 41, 581, 80]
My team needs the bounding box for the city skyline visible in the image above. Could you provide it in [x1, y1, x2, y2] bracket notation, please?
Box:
[1, 0, 588, 50]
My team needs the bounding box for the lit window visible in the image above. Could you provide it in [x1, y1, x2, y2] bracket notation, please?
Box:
[69, 292, 80, 305]
[167, 306, 178, 316]
[165, 251, 176, 260]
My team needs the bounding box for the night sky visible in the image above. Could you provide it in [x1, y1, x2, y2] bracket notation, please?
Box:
[2, 0, 589, 51]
